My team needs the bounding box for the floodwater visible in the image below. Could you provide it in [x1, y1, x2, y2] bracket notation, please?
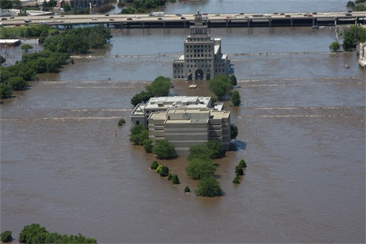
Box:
[1, 26, 365, 243]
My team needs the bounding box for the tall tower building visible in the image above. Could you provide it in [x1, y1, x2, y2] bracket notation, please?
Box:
[173, 9, 232, 80]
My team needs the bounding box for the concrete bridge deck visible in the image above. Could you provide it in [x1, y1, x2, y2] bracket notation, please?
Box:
[1, 12, 365, 28]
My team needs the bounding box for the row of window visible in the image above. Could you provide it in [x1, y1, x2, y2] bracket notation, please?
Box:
[187, 54, 212, 58]
[187, 49, 211, 53]
[186, 45, 211, 49]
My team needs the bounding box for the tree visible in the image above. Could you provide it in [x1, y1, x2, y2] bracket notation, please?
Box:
[171, 174, 180, 184]
[0, 55, 6, 64]
[187, 140, 225, 161]
[0, 0, 12, 9]
[21, 44, 33, 53]
[185, 158, 216, 180]
[1, 230, 12, 242]
[195, 176, 223, 197]
[229, 74, 237, 86]
[152, 140, 176, 159]
[231, 90, 241, 106]
[235, 165, 244, 176]
[156, 165, 163, 173]
[131, 91, 153, 106]
[239, 159, 247, 168]
[233, 175, 240, 184]
[130, 125, 148, 145]
[0, 83, 13, 98]
[329, 41, 340, 52]
[6, 76, 28, 90]
[159, 166, 169, 177]
[209, 75, 232, 98]
[184, 186, 191, 193]
[63, 3, 71, 12]
[19, 224, 48, 244]
[206, 140, 225, 158]
[117, 118, 126, 126]
[150, 161, 159, 169]
[143, 139, 153, 153]
[211, 95, 217, 104]
[146, 76, 171, 97]
[347, 1, 355, 7]
[231, 124, 238, 140]
[342, 25, 366, 51]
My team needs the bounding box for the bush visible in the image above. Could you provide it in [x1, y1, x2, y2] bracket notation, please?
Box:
[329, 41, 340, 52]
[21, 44, 33, 52]
[1, 231, 12, 243]
[150, 161, 159, 169]
[117, 118, 126, 126]
[156, 165, 163, 173]
[0, 83, 13, 98]
[152, 140, 176, 159]
[233, 175, 240, 184]
[231, 90, 241, 106]
[159, 166, 169, 177]
[239, 159, 247, 168]
[171, 174, 180, 184]
[231, 124, 238, 140]
[184, 186, 191, 193]
[185, 158, 216, 180]
[209, 75, 232, 98]
[229, 74, 237, 86]
[195, 177, 223, 197]
[211, 95, 217, 104]
[235, 165, 244, 176]
[167, 174, 172, 180]
[143, 139, 153, 153]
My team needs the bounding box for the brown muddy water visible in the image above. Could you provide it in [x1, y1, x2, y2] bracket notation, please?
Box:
[1, 27, 365, 243]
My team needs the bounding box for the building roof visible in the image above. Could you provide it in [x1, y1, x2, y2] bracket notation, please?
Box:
[144, 96, 211, 110]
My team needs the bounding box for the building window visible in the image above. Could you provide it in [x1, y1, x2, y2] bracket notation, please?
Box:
[136, 121, 140, 125]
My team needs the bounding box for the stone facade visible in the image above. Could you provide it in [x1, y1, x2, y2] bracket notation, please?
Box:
[173, 9, 232, 80]
[148, 108, 231, 155]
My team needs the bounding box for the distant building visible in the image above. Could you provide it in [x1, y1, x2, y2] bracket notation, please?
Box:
[59, 0, 105, 8]
[172, 9, 233, 80]
[148, 108, 231, 155]
[130, 96, 220, 127]
[359, 42, 366, 68]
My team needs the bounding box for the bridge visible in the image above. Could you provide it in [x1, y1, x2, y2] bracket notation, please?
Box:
[1, 12, 365, 29]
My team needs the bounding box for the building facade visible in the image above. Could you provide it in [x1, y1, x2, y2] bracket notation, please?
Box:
[359, 42, 366, 68]
[148, 108, 231, 155]
[172, 9, 232, 80]
[130, 96, 217, 128]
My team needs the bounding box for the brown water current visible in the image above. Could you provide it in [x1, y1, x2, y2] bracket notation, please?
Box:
[1, 27, 365, 243]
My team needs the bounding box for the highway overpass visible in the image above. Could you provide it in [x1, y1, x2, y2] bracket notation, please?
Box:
[1, 11, 365, 28]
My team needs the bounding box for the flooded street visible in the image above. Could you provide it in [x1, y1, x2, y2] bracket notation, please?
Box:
[1, 25, 365, 243]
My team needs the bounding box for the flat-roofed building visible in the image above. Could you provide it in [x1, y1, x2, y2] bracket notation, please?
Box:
[148, 108, 231, 155]
[173, 9, 233, 80]
[130, 96, 222, 127]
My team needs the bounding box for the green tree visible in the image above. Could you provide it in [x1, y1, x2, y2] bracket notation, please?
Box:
[209, 75, 232, 98]
[167, 174, 172, 180]
[343, 25, 366, 51]
[159, 166, 169, 177]
[143, 139, 153, 153]
[0, 55, 6, 64]
[156, 164, 163, 173]
[19, 224, 48, 244]
[171, 174, 180, 184]
[146, 76, 172, 97]
[150, 161, 159, 169]
[185, 158, 216, 180]
[0, 83, 13, 98]
[0, 230, 12, 243]
[21, 44, 33, 52]
[152, 140, 176, 159]
[233, 175, 240, 184]
[239, 159, 247, 168]
[0, 0, 12, 9]
[63, 3, 71, 12]
[347, 1, 355, 7]
[231, 124, 238, 140]
[211, 95, 217, 104]
[231, 90, 241, 106]
[195, 176, 223, 197]
[118, 118, 126, 126]
[6, 76, 28, 90]
[184, 186, 191, 193]
[329, 41, 340, 52]
[229, 74, 237, 86]
[131, 91, 153, 106]
[187, 140, 224, 161]
[235, 165, 244, 176]
[130, 125, 148, 145]
[206, 140, 225, 158]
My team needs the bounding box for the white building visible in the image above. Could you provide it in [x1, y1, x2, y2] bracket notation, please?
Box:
[359, 42, 366, 68]
[172, 9, 233, 80]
